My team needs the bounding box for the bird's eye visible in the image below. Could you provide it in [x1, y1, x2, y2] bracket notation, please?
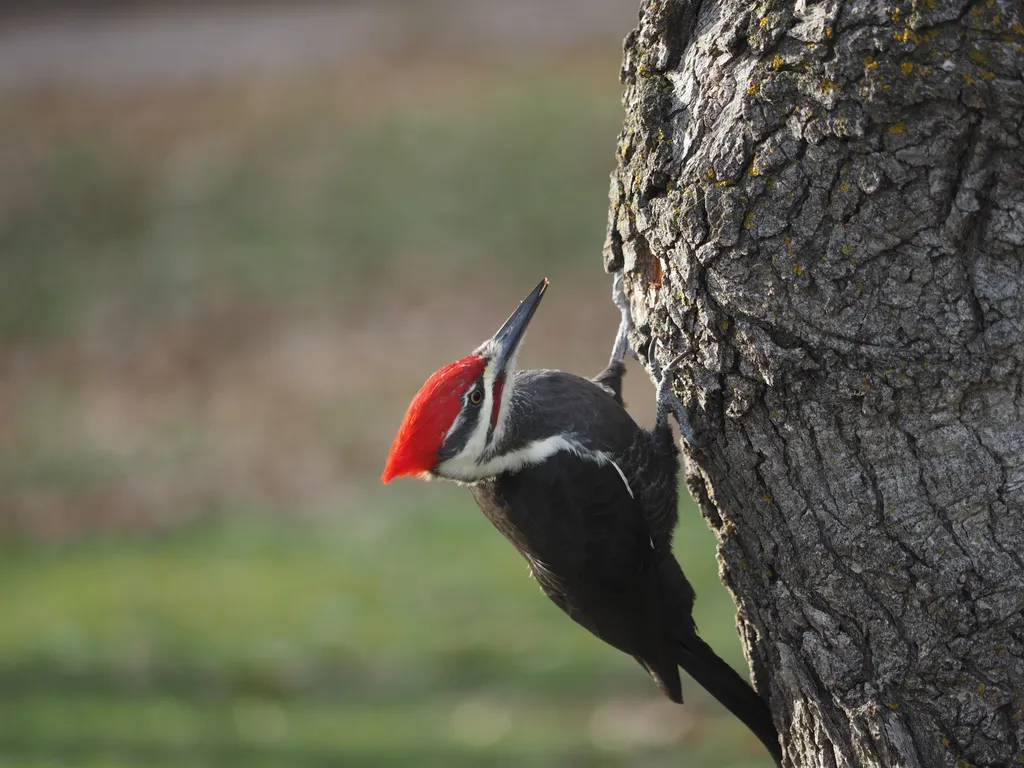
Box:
[469, 389, 484, 406]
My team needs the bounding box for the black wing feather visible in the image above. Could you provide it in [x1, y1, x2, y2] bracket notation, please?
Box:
[470, 452, 683, 701]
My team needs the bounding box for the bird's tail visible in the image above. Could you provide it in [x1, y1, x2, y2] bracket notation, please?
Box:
[677, 635, 783, 766]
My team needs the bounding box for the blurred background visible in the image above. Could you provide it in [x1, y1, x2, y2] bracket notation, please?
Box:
[0, 2, 770, 766]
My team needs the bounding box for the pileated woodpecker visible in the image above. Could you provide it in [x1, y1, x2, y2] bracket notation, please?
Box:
[382, 277, 781, 765]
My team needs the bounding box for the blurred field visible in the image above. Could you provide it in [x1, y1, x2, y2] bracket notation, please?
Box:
[0, 5, 771, 767]
[0, 504, 770, 767]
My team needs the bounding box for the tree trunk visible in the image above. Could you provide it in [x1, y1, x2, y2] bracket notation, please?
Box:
[604, 0, 1024, 765]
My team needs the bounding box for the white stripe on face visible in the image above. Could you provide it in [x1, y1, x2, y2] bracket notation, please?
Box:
[437, 428, 633, 499]
[436, 359, 499, 479]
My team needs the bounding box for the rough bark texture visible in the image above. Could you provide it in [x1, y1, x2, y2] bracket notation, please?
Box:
[604, 0, 1024, 765]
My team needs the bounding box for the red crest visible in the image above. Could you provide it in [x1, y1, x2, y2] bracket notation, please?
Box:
[381, 355, 487, 483]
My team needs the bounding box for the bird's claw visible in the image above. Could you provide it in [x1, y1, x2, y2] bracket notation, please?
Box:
[610, 275, 698, 448]
[611, 272, 630, 314]
[649, 339, 698, 448]
[609, 272, 638, 366]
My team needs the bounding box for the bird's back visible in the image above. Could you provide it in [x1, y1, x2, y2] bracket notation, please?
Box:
[470, 369, 690, 700]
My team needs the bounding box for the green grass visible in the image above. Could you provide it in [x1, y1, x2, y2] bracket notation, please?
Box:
[0, 489, 772, 768]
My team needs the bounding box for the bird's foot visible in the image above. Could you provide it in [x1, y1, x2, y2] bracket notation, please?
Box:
[648, 340, 698, 448]
[609, 272, 637, 367]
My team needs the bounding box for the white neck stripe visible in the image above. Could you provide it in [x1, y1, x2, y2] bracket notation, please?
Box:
[437, 433, 633, 498]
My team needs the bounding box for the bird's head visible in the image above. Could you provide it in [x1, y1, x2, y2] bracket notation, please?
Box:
[381, 278, 548, 484]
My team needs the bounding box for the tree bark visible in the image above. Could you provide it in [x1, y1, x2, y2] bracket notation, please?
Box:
[604, 0, 1024, 765]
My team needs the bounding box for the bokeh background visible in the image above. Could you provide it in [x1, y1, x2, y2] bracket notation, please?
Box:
[0, 3, 771, 766]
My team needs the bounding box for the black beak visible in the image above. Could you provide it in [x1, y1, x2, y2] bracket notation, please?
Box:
[491, 278, 548, 376]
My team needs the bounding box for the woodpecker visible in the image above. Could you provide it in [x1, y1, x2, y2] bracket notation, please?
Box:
[382, 277, 782, 765]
